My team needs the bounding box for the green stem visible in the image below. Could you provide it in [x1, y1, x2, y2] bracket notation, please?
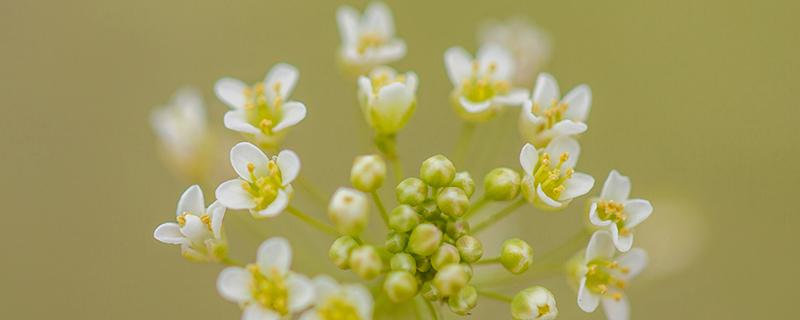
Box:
[286, 206, 339, 237]
[476, 288, 513, 303]
[473, 256, 501, 265]
[295, 175, 328, 209]
[375, 134, 404, 183]
[424, 299, 440, 320]
[464, 196, 489, 219]
[371, 192, 390, 226]
[454, 122, 476, 166]
[220, 257, 243, 267]
[472, 199, 526, 234]
[389, 157, 404, 183]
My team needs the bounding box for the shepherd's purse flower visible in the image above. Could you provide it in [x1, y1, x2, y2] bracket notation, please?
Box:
[589, 170, 653, 252]
[153, 185, 226, 262]
[519, 137, 594, 209]
[519, 73, 591, 147]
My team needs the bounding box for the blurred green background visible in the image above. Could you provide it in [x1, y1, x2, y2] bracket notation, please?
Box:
[2, 0, 798, 318]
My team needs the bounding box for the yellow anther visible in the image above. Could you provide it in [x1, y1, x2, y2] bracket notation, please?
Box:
[243, 87, 253, 98]
[487, 62, 497, 73]
[272, 81, 282, 95]
[244, 102, 255, 110]
[201, 214, 211, 225]
[611, 292, 623, 301]
[260, 119, 274, 133]
[597, 284, 608, 294]
[247, 163, 256, 173]
[620, 266, 630, 274]
[559, 152, 569, 164]
[537, 304, 550, 318]
[616, 279, 627, 289]
[177, 212, 188, 226]
[254, 82, 265, 94]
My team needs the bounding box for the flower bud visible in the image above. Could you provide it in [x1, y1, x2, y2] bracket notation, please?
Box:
[329, 236, 359, 269]
[520, 175, 537, 203]
[418, 199, 440, 220]
[460, 263, 473, 279]
[510, 286, 558, 320]
[328, 188, 369, 236]
[431, 243, 461, 271]
[359, 70, 418, 135]
[484, 167, 522, 201]
[448, 285, 478, 316]
[432, 263, 470, 296]
[500, 238, 533, 274]
[383, 231, 408, 253]
[350, 154, 386, 192]
[420, 281, 440, 301]
[416, 255, 432, 273]
[408, 223, 443, 256]
[446, 219, 470, 239]
[455, 235, 483, 263]
[436, 187, 470, 218]
[388, 205, 420, 232]
[420, 155, 456, 187]
[450, 171, 475, 197]
[349, 245, 383, 280]
[383, 271, 419, 302]
[390, 253, 416, 273]
[395, 177, 428, 206]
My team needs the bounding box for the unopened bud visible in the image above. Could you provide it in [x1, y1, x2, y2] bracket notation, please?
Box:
[329, 236, 359, 269]
[446, 219, 470, 239]
[408, 223, 443, 256]
[433, 263, 470, 297]
[418, 199, 440, 220]
[390, 253, 416, 273]
[385, 232, 409, 253]
[420, 155, 456, 187]
[484, 167, 522, 201]
[437, 187, 470, 218]
[349, 245, 383, 280]
[416, 255, 432, 273]
[420, 281, 440, 301]
[383, 271, 419, 302]
[455, 235, 483, 263]
[395, 177, 428, 205]
[448, 285, 478, 316]
[432, 243, 461, 271]
[389, 205, 420, 232]
[350, 154, 386, 192]
[511, 286, 558, 320]
[328, 188, 369, 236]
[501, 238, 533, 274]
[450, 171, 475, 197]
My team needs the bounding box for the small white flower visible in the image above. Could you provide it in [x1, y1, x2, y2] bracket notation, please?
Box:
[214, 63, 307, 149]
[478, 17, 552, 86]
[150, 87, 211, 178]
[337, 2, 406, 72]
[217, 237, 315, 319]
[518, 137, 594, 209]
[519, 73, 592, 147]
[357, 66, 418, 135]
[577, 231, 647, 320]
[153, 185, 227, 262]
[215, 142, 299, 218]
[589, 170, 653, 252]
[510, 286, 558, 320]
[299, 275, 374, 320]
[444, 44, 528, 122]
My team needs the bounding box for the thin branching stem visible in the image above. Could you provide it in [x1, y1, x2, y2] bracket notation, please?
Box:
[472, 199, 526, 234]
[371, 191, 390, 226]
[476, 288, 513, 303]
[286, 206, 339, 237]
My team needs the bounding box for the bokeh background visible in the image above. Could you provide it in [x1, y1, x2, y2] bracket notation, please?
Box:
[2, 0, 798, 318]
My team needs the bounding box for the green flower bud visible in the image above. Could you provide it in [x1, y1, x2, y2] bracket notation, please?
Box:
[520, 174, 537, 203]
[388, 205, 420, 232]
[450, 171, 475, 197]
[431, 243, 461, 271]
[446, 219, 470, 239]
[416, 255, 432, 273]
[500, 238, 533, 274]
[420, 281, 440, 301]
[390, 253, 416, 273]
[448, 285, 478, 316]
[395, 177, 428, 205]
[329, 236, 359, 269]
[385, 232, 409, 253]
[484, 167, 522, 201]
[420, 155, 456, 187]
[436, 187, 470, 218]
[460, 263, 473, 279]
[418, 199, 440, 220]
[408, 223, 443, 256]
[327, 188, 369, 236]
[455, 235, 483, 263]
[383, 271, 419, 303]
[350, 154, 387, 192]
[432, 263, 470, 297]
[511, 286, 558, 320]
[349, 245, 383, 280]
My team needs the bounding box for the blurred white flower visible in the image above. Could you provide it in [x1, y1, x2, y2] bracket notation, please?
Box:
[479, 18, 551, 87]
[518, 137, 594, 209]
[357, 66, 418, 135]
[519, 73, 591, 147]
[589, 170, 653, 252]
[153, 185, 227, 262]
[299, 275, 374, 320]
[337, 2, 406, 73]
[150, 87, 213, 180]
[214, 63, 307, 149]
[510, 286, 558, 320]
[577, 231, 647, 320]
[215, 142, 299, 218]
[217, 237, 315, 319]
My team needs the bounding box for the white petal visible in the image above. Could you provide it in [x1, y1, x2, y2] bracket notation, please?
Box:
[180, 214, 210, 243]
[312, 275, 340, 303]
[617, 248, 648, 279]
[458, 96, 492, 113]
[254, 189, 289, 218]
[336, 6, 359, 44]
[224, 110, 260, 134]
[477, 43, 514, 80]
[265, 63, 299, 101]
[257, 237, 292, 275]
[153, 222, 184, 245]
[273, 101, 307, 132]
[520, 99, 544, 125]
[287, 273, 315, 311]
[532, 73, 560, 108]
[444, 47, 473, 86]
[216, 179, 256, 210]
[577, 277, 600, 312]
[345, 284, 374, 319]
[588, 203, 612, 227]
[562, 84, 592, 122]
[601, 170, 631, 202]
[373, 40, 406, 63]
[277, 150, 301, 186]
[610, 224, 633, 252]
[173, 86, 204, 111]
[536, 184, 562, 208]
[215, 77, 247, 109]
[623, 199, 653, 229]
[585, 230, 615, 261]
[544, 136, 580, 169]
[242, 305, 280, 320]
[364, 1, 394, 36]
[357, 76, 373, 99]
[519, 143, 539, 175]
[207, 201, 226, 239]
[492, 88, 529, 106]
[298, 311, 320, 320]
[601, 295, 630, 320]
[558, 172, 594, 201]
[176, 185, 205, 216]
[405, 72, 418, 93]
[230, 142, 270, 181]
[373, 82, 414, 129]
[217, 267, 251, 303]
[550, 120, 588, 136]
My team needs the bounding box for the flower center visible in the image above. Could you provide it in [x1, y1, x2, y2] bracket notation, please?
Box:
[460, 60, 509, 103]
[242, 82, 283, 135]
[532, 152, 573, 199]
[248, 264, 290, 315]
[317, 296, 362, 320]
[356, 32, 386, 55]
[531, 99, 568, 130]
[369, 71, 405, 95]
[585, 258, 629, 300]
[241, 161, 283, 211]
[536, 304, 551, 318]
[596, 200, 630, 235]
[176, 212, 213, 231]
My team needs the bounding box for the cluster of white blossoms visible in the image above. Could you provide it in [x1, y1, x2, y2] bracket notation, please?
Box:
[150, 2, 655, 319]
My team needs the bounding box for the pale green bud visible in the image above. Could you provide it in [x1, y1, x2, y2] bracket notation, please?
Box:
[484, 167, 522, 201]
[500, 238, 534, 274]
[328, 188, 369, 236]
[420, 155, 456, 187]
[448, 285, 478, 316]
[432, 263, 470, 297]
[450, 171, 475, 197]
[383, 271, 419, 303]
[431, 243, 461, 271]
[460, 263, 473, 279]
[408, 223, 443, 256]
[418, 199, 440, 220]
[455, 235, 483, 263]
[349, 245, 383, 280]
[511, 286, 558, 320]
[360, 70, 418, 135]
[350, 154, 386, 192]
[520, 174, 537, 203]
[388, 205, 420, 232]
[390, 253, 416, 273]
[420, 281, 440, 301]
[395, 177, 428, 205]
[436, 187, 470, 218]
[446, 219, 470, 239]
[416, 255, 432, 273]
[385, 232, 409, 253]
[329, 236, 359, 269]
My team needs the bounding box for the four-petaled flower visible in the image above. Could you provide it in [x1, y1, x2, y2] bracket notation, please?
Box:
[357, 66, 418, 135]
[217, 237, 315, 320]
[299, 275, 374, 320]
[519, 73, 592, 148]
[150, 87, 211, 180]
[478, 18, 552, 87]
[519, 137, 595, 209]
[215, 142, 299, 218]
[153, 185, 227, 262]
[589, 170, 653, 252]
[337, 2, 406, 73]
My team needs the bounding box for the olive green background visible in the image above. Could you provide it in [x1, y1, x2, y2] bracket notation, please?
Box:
[2, 0, 798, 319]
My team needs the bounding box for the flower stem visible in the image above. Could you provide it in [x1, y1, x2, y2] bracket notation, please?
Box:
[454, 122, 476, 166]
[375, 134, 404, 183]
[423, 298, 440, 320]
[220, 257, 243, 267]
[476, 288, 513, 303]
[473, 256, 501, 265]
[389, 157, 404, 183]
[295, 175, 328, 209]
[371, 191, 390, 226]
[463, 196, 489, 219]
[472, 199, 526, 234]
[286, 206, 339, 237]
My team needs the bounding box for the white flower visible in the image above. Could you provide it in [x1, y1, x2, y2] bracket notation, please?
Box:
[519, 73, 591, 147]
[153, 185, 226, 262]
[478, 17, 551, 86]
[357, 66, 418, 135]
[577, 231, 647, 320]
[511, 286, 558, 320]
[589, 170, 653, 252]
[299, 275, 374, 320]
[215, 142, 299, 218]
[214, 63, 307, 149]
[217, 237, 315, 319]
[518, 137, 594, 209]
[444, 44, 528, 122]
[150, 87, 211, 178]
[337, 2, 406, 72]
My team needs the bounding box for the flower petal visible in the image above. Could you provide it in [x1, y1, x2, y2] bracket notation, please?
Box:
[214, 77, 247, 109]
[536, 184, 562, 208]
[493, 88, 529, 106]
[153, 222, 184, 245]
[544, 136, 580, 169]
[610, 224, 634, 252]
[254, 189, 289, 218]
[180, 214, 210, 243]
[207, 201, 226, 239]
[519, 143, 539, 176]
[585, 230, 615, 261]
[312, 275, 340, 303]
[230, 142, 270, 181]
[336, 5, 359, 44]
[601, 170, 630, 202]
[273, 101, 307, 132]
[215, 179, 256, 210]
[242, 305, 280, 320]
[550, 120, 588, 136]
[287, 273, 315, 312]
[405, 72, 418, 93]
[458, 96, 492, 113]
[562, 84, 592, 122]
[617, 248, 648, 279]
[176, 185, 205, 216]
[373, 40, 406, 64]
[364, 1, 394, 36]
[532, 73, 560, 108]
[224, 110, 260, 134]
[601, 295, 630, 320]
[577, 277, 600, 312]
[257, 237, 292, 275]
[265, 63, 299, 101]
[298, 310, 320, 320]
[217, 267, 251, 303]
[558, 172, 594, 201]
[444, 47, 472, 86]
[588, 203, 612, 227]
[345, 284, 374, 319]
[623, 199, 653, 229]
[477, 43, 514, 81]
[277, 150, 301, 186]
